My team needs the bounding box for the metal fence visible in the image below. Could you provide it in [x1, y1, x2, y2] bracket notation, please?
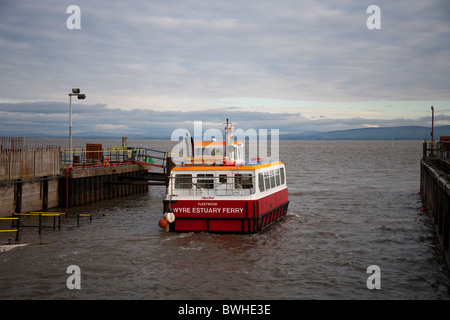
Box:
[0, 137, 25, 151]
[0, 137, 171, 181]
[423, 140, 450, 163]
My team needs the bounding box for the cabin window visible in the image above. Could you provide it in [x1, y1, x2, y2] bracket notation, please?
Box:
[270, 170, 275, 188]
[209, 148, 222, 156]
[275, 168, 281, 186]
[258, 173, 265, 192]
[197, 174, 214, 189]
[235, 174, 253, 189]
[280, 167, 285, 184]
[175, 174, 192, 189]
[264, 171, 270, 190]
[219, 174, 227, 184]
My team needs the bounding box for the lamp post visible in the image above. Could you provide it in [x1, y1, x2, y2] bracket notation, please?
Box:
[431, 106, 434, 142]
[431, 106, 435, 156]
[68, 88, 86, 166]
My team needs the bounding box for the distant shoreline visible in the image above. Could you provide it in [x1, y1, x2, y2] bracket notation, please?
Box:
[7, 124, 449, 141]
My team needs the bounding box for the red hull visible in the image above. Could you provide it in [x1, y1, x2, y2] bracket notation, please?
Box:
[163, 188, 289, 233]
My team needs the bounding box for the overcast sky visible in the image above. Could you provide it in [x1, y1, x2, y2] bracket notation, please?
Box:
[0, 0, 449, 137]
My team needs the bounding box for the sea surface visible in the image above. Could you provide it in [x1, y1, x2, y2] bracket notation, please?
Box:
[1, 139, 449, 300]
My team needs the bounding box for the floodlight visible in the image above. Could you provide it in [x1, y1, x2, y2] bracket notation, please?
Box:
[68, 88, 86, 167]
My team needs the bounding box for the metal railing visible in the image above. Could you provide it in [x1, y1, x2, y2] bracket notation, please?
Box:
[423, 141, 450, 163]
[134, 147, 168, 169]
[12, 212, 66, 235]
[60, 147, 168, 169]
[0, 217, 20, 241]
[0, 137, 25, 151]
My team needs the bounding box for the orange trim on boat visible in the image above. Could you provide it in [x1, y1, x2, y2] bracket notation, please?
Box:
[171, 161, 283, 171]
[194, 141, 225, 146]
[193, 141, 243, 146]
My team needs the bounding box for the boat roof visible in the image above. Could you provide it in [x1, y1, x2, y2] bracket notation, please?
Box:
[171, 160, 284, 172]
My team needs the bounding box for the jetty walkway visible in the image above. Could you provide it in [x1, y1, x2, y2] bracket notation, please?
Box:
[0, 137, 173, 241]
[421, 139, 450, 269]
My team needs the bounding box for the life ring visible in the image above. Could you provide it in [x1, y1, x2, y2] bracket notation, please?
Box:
[103, 156, 110, 166]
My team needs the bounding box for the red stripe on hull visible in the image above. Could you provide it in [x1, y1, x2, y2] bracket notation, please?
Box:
[163, 188, 288, 233]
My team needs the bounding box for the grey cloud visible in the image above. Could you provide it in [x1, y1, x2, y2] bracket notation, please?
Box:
[0, 0, 449, 116]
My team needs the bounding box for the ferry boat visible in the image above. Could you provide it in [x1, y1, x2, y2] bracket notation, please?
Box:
[160, 120, 289, 233]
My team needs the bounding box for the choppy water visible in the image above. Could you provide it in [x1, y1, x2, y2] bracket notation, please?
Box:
[1, 139, 449, 300]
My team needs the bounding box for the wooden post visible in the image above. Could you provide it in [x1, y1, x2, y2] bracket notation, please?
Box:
[43, 177, 48, 210]
[14, 180, 22, 213]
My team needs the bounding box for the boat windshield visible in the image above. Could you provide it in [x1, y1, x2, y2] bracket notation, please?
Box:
[172, 173, 255, 196]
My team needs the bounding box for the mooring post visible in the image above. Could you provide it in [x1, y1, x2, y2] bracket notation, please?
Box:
[15, 180, 23, 214]
[43, 177, 48, 210]
[38, 213, 42, 235]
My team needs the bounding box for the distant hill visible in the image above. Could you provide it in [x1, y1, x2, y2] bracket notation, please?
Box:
[280, 125, 450, 140]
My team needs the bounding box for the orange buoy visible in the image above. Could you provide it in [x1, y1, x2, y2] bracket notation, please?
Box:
[158, 218, 168, 228]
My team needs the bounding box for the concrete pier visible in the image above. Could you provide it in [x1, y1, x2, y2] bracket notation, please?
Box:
[420, 140, 450, 269]
[0, 145, 61, 216]
[60, 163, 150, 208]
[0, 138, 172, 241]
[0, 139, 170, 217]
